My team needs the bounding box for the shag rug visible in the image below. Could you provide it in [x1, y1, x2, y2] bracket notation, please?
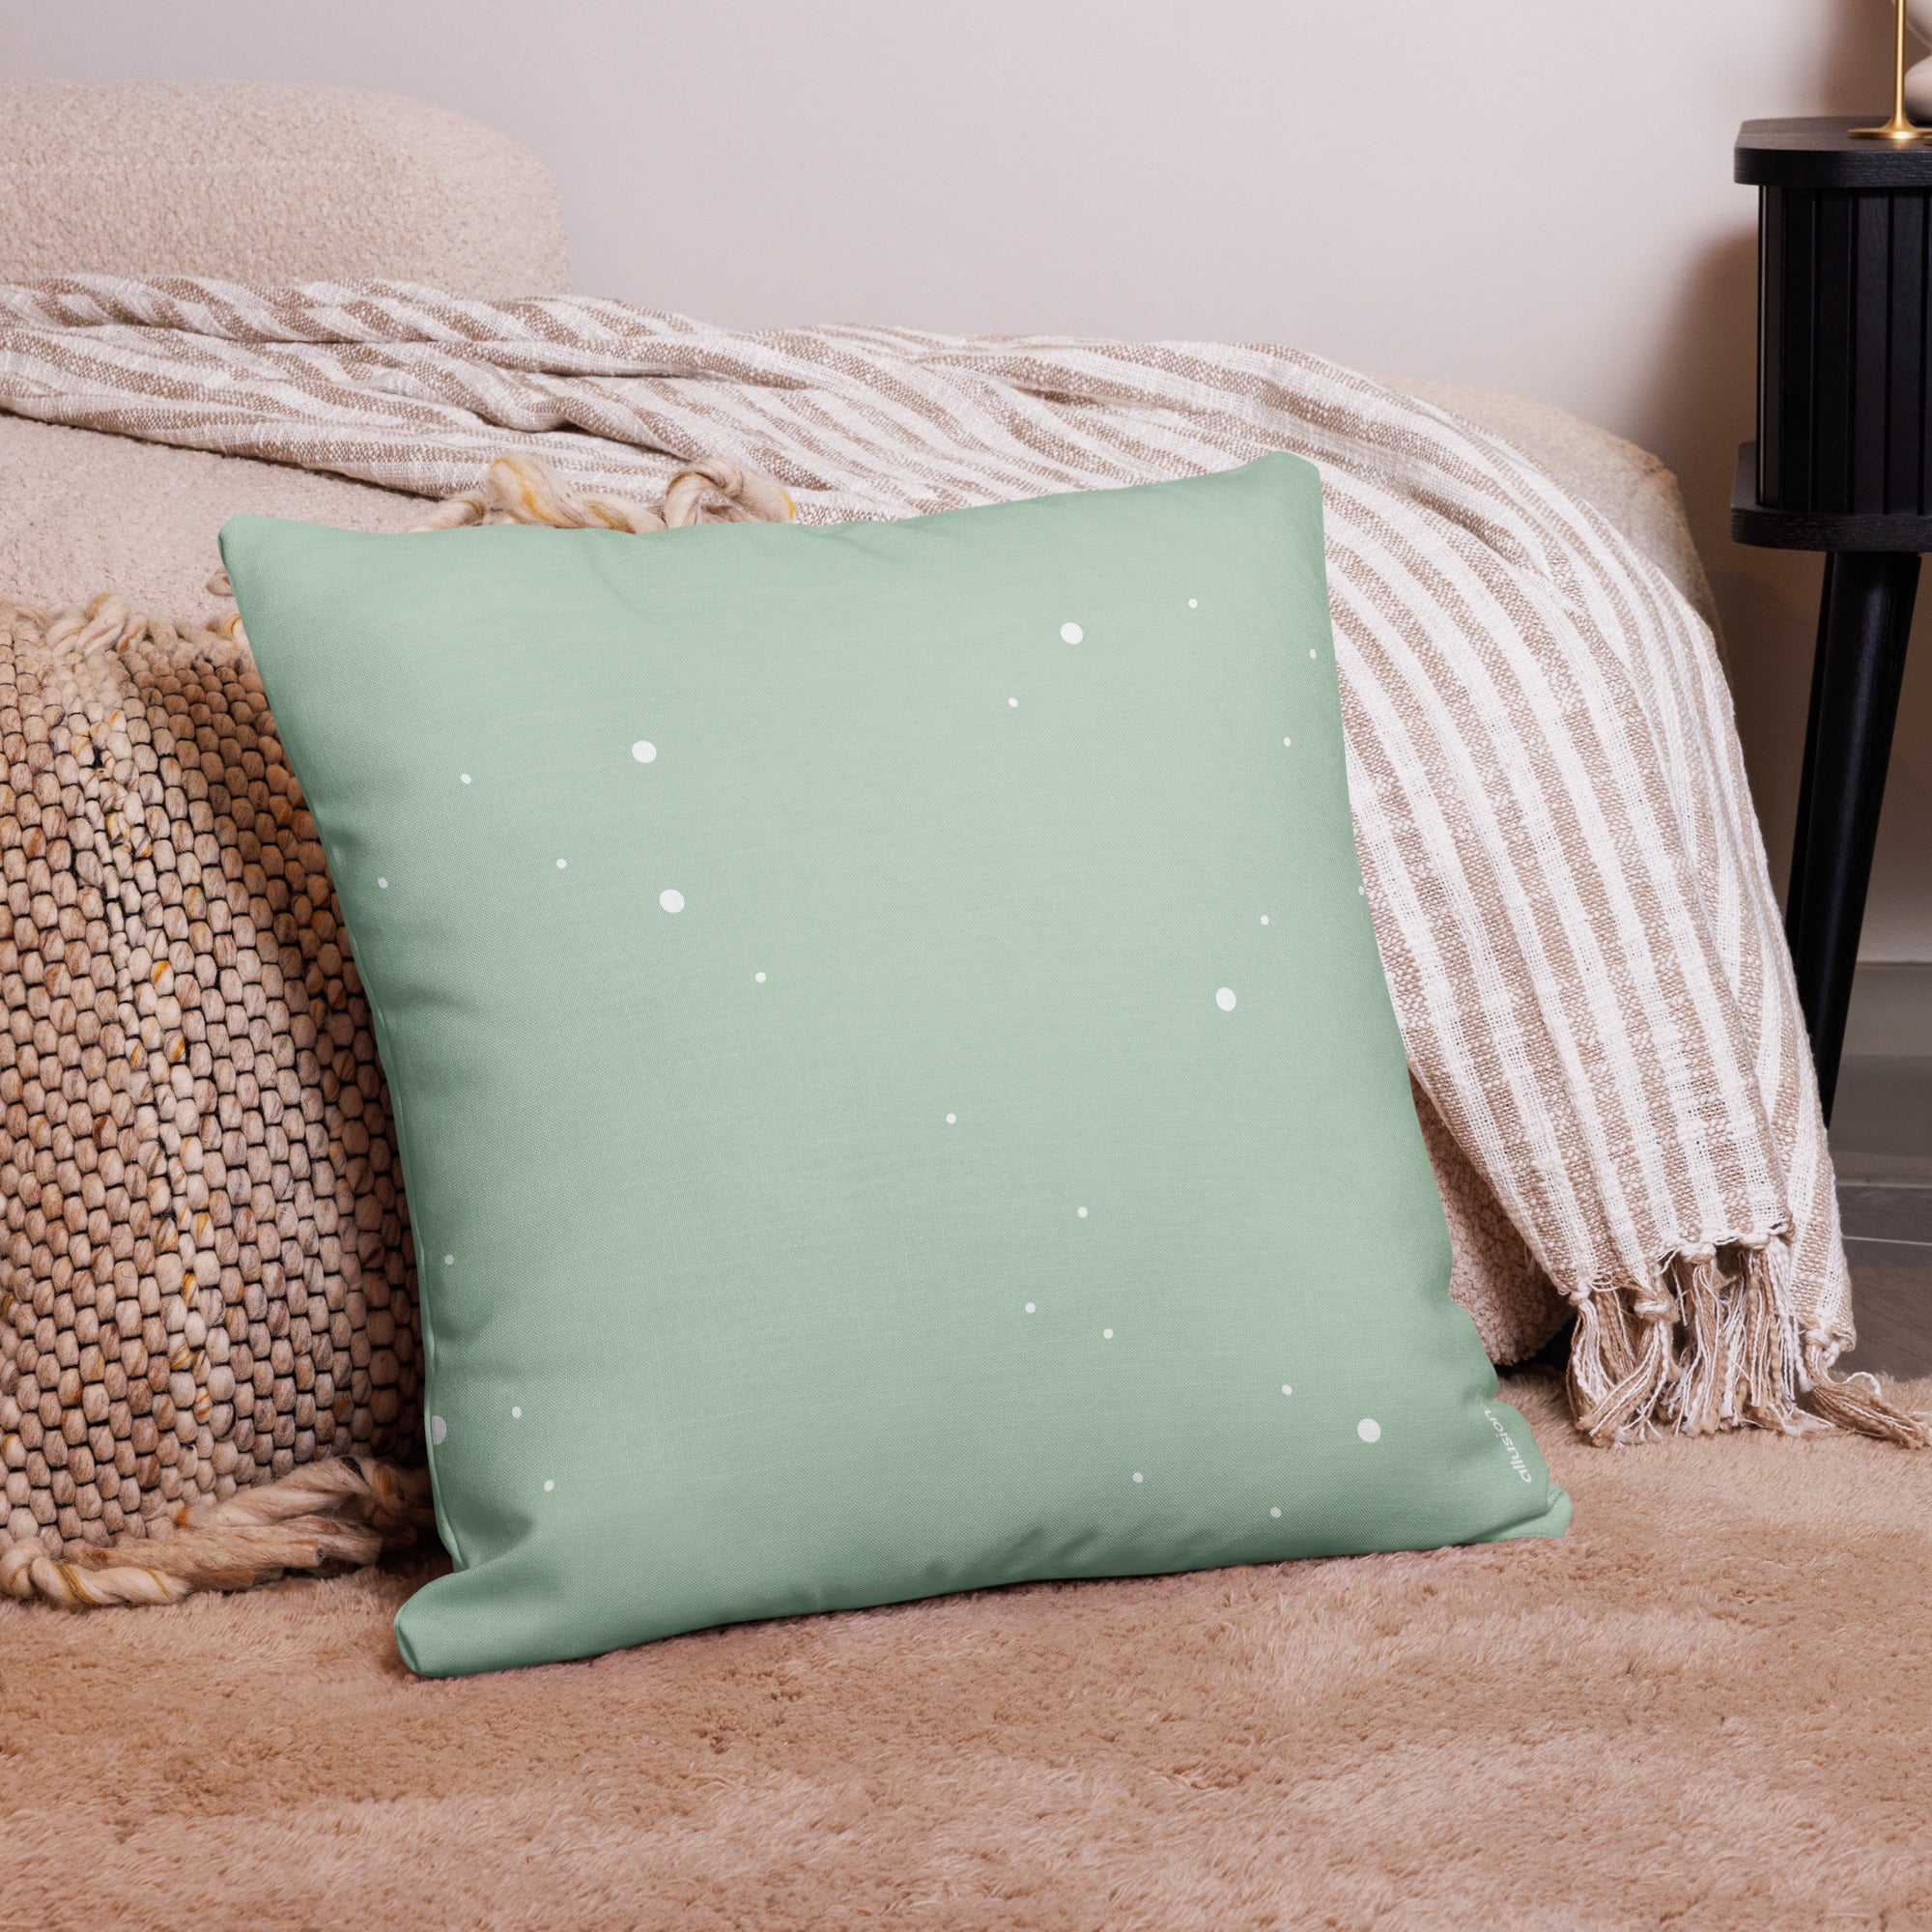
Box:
[5, 1371, 1929, 1932]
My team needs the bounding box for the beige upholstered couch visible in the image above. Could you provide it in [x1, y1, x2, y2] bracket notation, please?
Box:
[0, 81, 1719, 1365]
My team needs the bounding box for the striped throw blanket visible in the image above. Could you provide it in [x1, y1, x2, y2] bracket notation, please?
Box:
[1, 276, 1920, 1447]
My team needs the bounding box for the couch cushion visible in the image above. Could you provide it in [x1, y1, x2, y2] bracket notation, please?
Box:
[1395, 377, 1720, 643]
[0, 414, 421, 616]
[0, 82, 570, 296]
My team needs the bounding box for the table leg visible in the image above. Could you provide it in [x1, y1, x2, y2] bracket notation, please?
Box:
[1784, 550, 1920, 1122]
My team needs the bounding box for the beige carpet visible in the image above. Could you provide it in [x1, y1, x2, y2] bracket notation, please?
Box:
[5, 1371, 1930, 1931]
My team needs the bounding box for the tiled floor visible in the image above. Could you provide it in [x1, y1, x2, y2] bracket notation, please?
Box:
[1830, 1055, 1932, 1378]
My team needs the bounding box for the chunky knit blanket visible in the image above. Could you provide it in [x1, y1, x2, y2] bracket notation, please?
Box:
[0, 276, 1920, 1448]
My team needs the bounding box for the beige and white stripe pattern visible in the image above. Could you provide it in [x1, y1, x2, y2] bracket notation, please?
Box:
[0, 276, 1919, 1446]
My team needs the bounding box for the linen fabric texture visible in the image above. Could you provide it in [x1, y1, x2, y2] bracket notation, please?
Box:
[221, 456, 1570, 1677]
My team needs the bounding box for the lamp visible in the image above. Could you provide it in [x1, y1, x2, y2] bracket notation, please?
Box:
[1854, 0, 1932, 141]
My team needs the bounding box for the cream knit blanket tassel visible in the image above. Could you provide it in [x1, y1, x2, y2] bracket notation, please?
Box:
[406, 452, 795, 534]
[0, 1453, 430, 1605]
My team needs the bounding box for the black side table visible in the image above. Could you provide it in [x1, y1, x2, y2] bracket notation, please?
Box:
[1733, 117, 1932, 1121]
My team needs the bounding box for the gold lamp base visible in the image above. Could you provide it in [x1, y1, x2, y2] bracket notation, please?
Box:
[1852, 0, 1932, 140]
[1848, 117, 1931, 141]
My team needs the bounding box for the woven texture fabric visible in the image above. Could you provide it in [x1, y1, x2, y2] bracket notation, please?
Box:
[0, 599, 421, 1560]
[0, 274, 1908, 1445]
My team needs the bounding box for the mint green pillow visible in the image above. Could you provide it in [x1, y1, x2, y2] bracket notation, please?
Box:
[220, 455, 1568, 1678]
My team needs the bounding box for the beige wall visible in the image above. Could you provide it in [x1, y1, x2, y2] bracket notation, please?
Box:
[7, 0, 1928, 952]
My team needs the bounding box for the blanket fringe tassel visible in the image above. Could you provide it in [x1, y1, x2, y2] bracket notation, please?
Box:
[1799, 1338, 1931, 1447]
[0, 1455, 433, 1608]
[405, 451, 797, 536]
[1567, 1240, 1931, 1448]
[202, 453, 798, 608]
